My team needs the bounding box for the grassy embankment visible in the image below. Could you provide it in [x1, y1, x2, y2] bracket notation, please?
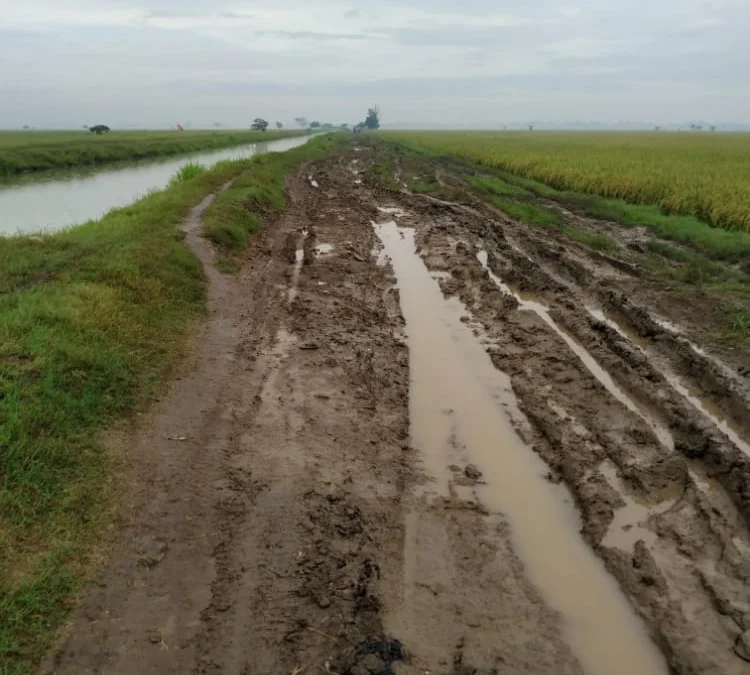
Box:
[0, 129, 306, 175]
[375, 132, 750, 339]
[0, 134, 336, 674]
[202, 133, 345, 269]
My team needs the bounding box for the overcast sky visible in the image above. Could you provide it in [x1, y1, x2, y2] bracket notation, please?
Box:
[1, 0, 748, 129]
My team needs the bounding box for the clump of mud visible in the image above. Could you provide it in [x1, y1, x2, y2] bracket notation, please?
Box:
[342, 637, 405, 675]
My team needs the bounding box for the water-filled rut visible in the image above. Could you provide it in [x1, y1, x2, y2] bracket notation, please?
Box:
[374, 220, 668, 675]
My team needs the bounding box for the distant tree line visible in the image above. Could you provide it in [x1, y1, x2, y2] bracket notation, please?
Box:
[249, 109, 378, 134]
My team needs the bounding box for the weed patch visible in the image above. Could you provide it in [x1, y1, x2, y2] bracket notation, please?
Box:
[465, 174, 529, 198]
[493, 197, 561, 226]
[564, 228, 617, 251]
[732, 312, 750, 335]
[169, 162, 206, 186]
[409, 181, 437, 194]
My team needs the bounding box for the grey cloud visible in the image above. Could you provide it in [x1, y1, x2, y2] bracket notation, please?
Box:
[1, 0, 749, 128]
[385, 26, 527, 48]
[258, 30, 381, 41]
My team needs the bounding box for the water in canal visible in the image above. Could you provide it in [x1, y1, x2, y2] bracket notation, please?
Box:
[0, 136, 309, 236]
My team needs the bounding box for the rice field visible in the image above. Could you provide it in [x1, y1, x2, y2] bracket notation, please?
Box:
[380, 131, 750, 233]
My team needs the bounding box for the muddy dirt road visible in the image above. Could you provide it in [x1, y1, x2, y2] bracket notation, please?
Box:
[44, 144, 750, 674]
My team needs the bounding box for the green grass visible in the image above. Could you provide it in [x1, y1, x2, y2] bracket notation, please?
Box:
[732, 312, 750, 335]
[409, 181, 437, 194]
[645, 239, 692, 262]
[203, 134, 345, 258]
[168, 162, 206, 186]
[0, 129, 306, 175]
[465, 174, 529, 198]
[0, 135, 338, 673]
[564, 228, 617, 251]
[492, 197, 561, 226]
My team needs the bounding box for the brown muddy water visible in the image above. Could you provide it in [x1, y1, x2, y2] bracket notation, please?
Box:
[598, 461, 676, 550]
[287, 232, 307, 305]
[374, 221, 668, 675]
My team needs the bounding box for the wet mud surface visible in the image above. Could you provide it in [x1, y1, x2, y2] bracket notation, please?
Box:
[43, 143, 750, 675]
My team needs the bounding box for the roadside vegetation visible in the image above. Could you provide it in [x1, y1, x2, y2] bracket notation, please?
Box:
[203, 134, 345, 268]
[380, 130, 750, 233]
[382, 133, 750, 264]
[0, 129, 305, 176]
[370, 134, 750, 344]
[0, 134, 334, 674]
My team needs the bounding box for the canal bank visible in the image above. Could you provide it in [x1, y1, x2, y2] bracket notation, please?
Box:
[0, 135, 309, 235]
[0, 133, 336, 674]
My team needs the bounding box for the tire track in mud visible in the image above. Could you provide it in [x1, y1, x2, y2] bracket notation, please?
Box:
[370, 156, 750, 672]
[190, 175, 416, 675]
[372, 221, 667, 675]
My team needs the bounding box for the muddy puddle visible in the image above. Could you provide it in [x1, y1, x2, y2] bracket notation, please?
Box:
[287, 232, 306, 304]
[588, 308, 750, 457]
[377, 206, 407, 218]
[377, 222, 668, 675]
[476, 251, 674, 451]
[315, 243, 334, 255]
[599, 462, 675, 550]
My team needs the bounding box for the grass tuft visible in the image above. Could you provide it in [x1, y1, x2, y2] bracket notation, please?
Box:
[169, 162, 206, 186]
[465, 174, 529, 198]
[732, 312, 750, 335]
[409, 181, 437, 193]
[564, 228, 617, 251]
[493, 197, 561, 226]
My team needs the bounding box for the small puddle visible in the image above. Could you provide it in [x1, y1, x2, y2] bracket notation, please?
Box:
[287, 232, 307, 304]
[588, 308, 649, 350]
[477, 252, 674, 450]
[377, 223, 668, 675]
[315, 243, 334, 255]
[588, 308, 750, 458]
[377, 206, 407, 218]
[599, 462, 674, 551]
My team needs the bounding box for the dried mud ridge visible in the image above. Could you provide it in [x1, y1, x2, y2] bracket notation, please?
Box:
[43, 145, 750, 675]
